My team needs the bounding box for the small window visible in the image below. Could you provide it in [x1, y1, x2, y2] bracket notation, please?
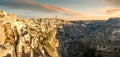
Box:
[114, 48, 118, 51]
[103, 46, 106, 48]
[109, 40, 111, 43]
[119, 49, 120, 52]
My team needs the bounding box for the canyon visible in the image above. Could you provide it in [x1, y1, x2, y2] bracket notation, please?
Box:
[0, 10, 120, 57]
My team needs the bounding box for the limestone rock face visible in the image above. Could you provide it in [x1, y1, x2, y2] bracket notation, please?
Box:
[0, 10, 7, 18]
[81, 18, 120, 57]
[0, 11, 105, 57]
[86, 18, 120, 51]
[1, 10, 120, 57]
[0, 11, 72, 57]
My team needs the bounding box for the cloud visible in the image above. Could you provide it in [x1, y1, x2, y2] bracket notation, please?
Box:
[105, 8, 120, 14]
[100, 0, 105, 2]
[39, 4, 85, 16]
[98, 6, 120, 14]
[0, 0, 86, 16]
[0, 1, 47, 12]
[107, 0, 120, 6]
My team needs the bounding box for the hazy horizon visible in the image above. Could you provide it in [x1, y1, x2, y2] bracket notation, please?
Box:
[0, 0, 120, 20]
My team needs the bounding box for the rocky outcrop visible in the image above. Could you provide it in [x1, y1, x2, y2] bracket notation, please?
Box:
[0, 10, 7, 18]
[0, 10, 105, 57]
[81, 18, 120, 57]
[1, 10, 120, 57]
[86, 18, 120, 52]
[0, 11, 72, 57]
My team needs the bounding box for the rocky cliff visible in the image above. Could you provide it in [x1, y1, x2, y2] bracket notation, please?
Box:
[0, 10, 120, 57]
[0, 10, 68, 57]
[81, 18, 120, 57]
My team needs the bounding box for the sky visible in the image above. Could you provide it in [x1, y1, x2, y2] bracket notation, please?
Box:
[0, 0, 120, 20]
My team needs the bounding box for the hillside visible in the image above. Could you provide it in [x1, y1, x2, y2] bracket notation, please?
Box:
[81, 18, 120, 57]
